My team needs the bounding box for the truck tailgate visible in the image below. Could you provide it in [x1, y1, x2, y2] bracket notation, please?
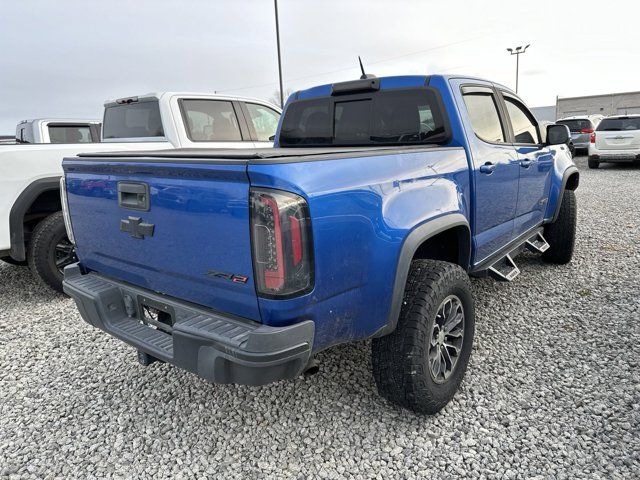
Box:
[63, 159, 260, 321]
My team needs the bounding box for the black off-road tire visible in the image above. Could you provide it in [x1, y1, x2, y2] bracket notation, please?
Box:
[588, 158, 599, 169]
[372, 260, 475, 414]
[27, 211, 74, 293]
[0, 256, 27, 266]
[542, 189, 577, 265]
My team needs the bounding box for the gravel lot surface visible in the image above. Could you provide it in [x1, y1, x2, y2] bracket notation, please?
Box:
[1, 156, 638, 479]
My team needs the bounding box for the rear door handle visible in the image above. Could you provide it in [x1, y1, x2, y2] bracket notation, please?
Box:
[479, 162, 496, 174]
[520, 159, 532, 168]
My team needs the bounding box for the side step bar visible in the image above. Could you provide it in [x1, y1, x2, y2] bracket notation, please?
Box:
[477, 230, 550, 282]
[488, 254, 520, 281]
[525, 232, 550, 254]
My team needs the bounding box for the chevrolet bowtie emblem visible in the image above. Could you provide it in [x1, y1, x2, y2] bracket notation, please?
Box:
[120, 216, 155, 239]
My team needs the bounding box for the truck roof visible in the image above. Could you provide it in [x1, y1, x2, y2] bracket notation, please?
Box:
[292, 74, 514, 100]
[104, 92, 280, 110]
[17, 118, 101, 125]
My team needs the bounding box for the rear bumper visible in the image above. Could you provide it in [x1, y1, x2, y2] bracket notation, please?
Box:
[589, 152, 640, 163]
[63, 264, 314, 386]
[571, 134, 590, 149]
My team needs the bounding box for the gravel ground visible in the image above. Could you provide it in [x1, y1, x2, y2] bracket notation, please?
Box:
[1, 156, 639, 479]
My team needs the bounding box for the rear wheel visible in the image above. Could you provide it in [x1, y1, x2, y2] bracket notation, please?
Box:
[588, 158, 599, 169]
[542, 189, 577, 265]
[372, 259, 475, 414]
[27, 211, 77, 293]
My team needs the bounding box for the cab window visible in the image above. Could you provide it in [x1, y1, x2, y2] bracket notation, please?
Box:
[462, 92, 506, 143]
[181, 100, 243, 142]
[504, 97, 540, 144]
[245, 103, 280, 141]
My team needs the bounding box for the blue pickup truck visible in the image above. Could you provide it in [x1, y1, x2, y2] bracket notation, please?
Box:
[61, 74, 578, 414]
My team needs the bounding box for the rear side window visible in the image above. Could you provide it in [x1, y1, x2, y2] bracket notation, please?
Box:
[557, 119, 592, 132]
[48, 125, 93, 143]
[103, 101, 164, 139]
[597, 117, 640, 131]
[462, 93, 505, 143]
[181, 100, 243, 142]
[279, 88, 449, 147]
[504, 97, 540, 144]
[245, 103, 281, 141]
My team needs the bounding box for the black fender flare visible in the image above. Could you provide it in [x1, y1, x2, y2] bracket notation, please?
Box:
[550, 166, 579, 224]
[9, 176, 61, 261]
[377, 213, 471, 337]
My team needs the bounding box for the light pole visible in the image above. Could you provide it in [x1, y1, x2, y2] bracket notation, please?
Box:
[274, 0, 284, 108]
[506, 44, 530, 94]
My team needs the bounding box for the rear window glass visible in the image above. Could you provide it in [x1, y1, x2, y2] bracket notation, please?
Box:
[48, 125, 93, 143]
[102, 100, 164, 139]
[597, 117, 640, 131]
[557, 119, 592, 132]
[279, 88, 449, 147]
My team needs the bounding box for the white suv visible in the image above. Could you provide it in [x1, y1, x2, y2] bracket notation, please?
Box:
[588, 114, 640, 168]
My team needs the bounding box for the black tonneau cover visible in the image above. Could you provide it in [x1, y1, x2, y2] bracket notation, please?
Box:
[76, 145, 451, 164]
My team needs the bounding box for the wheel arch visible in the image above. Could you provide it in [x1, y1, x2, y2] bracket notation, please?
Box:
[377, 213, 471, 337]
[550, 166, 579, 224]
[9, 176, 61, 261]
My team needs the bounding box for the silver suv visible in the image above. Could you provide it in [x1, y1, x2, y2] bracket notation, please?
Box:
[557, 115, 604, 154]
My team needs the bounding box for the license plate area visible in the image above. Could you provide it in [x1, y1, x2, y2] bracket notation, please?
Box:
[137, 296, 175, 334]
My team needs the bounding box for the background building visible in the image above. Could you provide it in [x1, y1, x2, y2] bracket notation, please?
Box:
[556, 91, 640, 118]
[530, 105, 557, 123]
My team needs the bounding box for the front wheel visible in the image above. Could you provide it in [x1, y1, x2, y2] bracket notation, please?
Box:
[372, 259, 475, 414]
[542, 189, 577, 265]
[27, 211, 77, 293]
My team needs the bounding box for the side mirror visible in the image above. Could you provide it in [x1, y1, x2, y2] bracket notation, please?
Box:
[268, 135, 276, 141]
[546, 124, 570, 146]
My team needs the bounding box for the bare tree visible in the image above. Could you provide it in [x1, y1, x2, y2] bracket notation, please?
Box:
[269, 88, 294, 108]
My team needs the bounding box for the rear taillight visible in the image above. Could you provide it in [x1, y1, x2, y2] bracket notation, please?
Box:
[590, 132, 596, 143]
[581, 127, 594, 134]
[250, 188, 313, 298]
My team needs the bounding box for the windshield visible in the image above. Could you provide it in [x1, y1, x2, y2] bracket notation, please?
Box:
[597, 117, 640, 131]
[279, 88, 449, 147]
[102, 100, 164, 139]
[557, 119, 592, 132]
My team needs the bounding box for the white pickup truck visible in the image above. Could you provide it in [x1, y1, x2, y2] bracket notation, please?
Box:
[0, 92, 281, 292]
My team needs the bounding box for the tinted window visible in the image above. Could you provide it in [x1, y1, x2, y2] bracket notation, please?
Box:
[245, 103, 280, 141]
[557, 119, 592, 132]
[279, 88, 448, 147]
[463, 93, 505, 143]
[597, 117, 640, 131]
[48, 125, 93, 143]
[181, 100, 242, 142]
[334, 99, 371, 142]
[103, 101, 164, 139]
[504, 97, 540, 144]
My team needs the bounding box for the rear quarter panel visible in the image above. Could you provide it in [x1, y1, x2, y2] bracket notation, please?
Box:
[249, 148, 471, 350]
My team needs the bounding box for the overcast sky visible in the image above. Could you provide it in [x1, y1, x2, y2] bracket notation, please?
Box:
[1, 0, 638, 132]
